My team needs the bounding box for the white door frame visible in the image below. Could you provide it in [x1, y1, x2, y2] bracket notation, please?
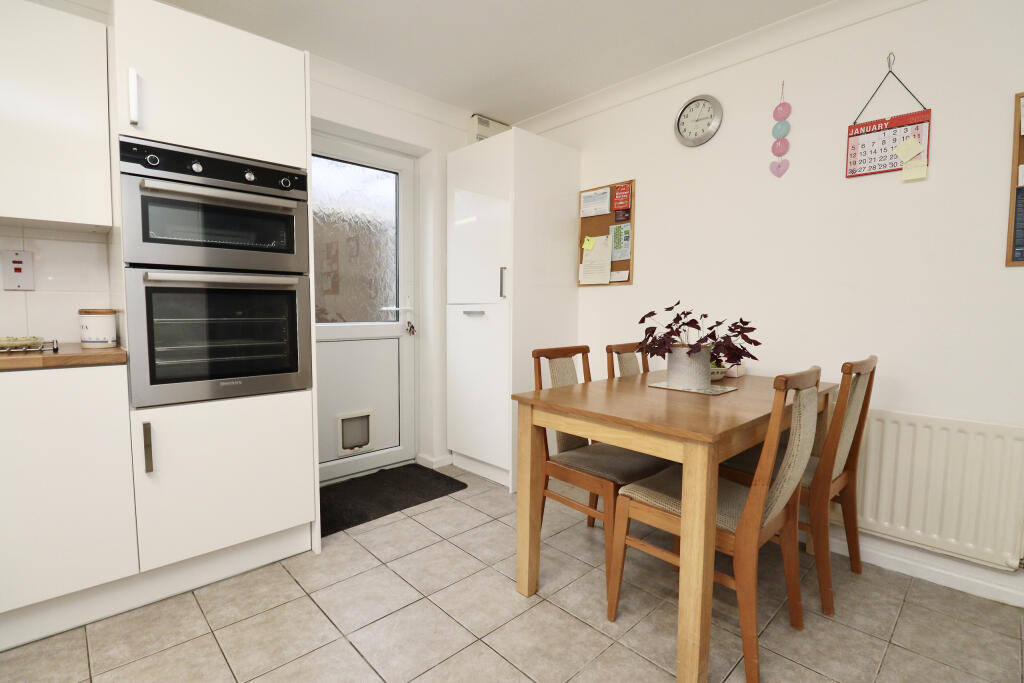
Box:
[311, 132, 416, 483]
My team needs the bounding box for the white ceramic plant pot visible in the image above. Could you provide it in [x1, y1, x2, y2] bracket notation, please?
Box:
[667, 345, 711, 391]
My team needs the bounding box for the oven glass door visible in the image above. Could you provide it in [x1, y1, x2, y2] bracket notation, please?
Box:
[142, 196, 294, 254]
[147, 287, 298, 385]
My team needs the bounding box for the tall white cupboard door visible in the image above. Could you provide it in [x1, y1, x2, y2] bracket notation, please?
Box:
[446, 303, 510, 469]
[130, 391, 315, 571]
[112, 0, 307, 168]
[0, 366, 137, 613]
[0, 1, 111, 226]
[447, 134, 513, 304]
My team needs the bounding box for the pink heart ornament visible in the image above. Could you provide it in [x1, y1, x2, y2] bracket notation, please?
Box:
[769, 159, 789, 177]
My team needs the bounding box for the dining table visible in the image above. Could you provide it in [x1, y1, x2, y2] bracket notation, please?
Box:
[511, 369, 836, 682]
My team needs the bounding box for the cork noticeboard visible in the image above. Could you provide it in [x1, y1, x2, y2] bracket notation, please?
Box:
[578, 179, 635, 286]
[1006, 92, 1024, 266]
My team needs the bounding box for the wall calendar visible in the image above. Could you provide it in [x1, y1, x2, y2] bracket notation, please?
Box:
[846, 109, 931, 178]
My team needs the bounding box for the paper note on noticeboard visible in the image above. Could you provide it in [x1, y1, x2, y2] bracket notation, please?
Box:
[580, 187, 610, 217]
[579, 235, 611, 284]
[610, 270, 629, 282]
[609, 223, 631, 261]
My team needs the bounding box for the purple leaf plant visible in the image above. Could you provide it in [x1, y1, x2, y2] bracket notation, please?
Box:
[638, 301, 762, 366]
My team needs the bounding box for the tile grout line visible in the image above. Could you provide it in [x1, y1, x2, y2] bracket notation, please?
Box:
[191, 591, 239, 683]
[299, 582, 387, 683]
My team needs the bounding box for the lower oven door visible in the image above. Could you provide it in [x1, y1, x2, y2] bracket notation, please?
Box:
[126, 269, 312, 408]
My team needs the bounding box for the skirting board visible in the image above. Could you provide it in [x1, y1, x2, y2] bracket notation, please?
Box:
[827, 524, 1024, 608]
[0, 524, 311, 652]
[452, 452, 511, 491]
[416, 450, 452, 470]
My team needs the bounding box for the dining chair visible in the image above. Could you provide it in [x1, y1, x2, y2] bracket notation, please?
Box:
[605, 342, 650, 378]
[720, 356, 877, 616]
[531, 346, 668, 571]
[607, 366, 821, 683]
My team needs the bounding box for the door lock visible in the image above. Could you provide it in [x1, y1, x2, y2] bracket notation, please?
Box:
[406, 321, 416, 336]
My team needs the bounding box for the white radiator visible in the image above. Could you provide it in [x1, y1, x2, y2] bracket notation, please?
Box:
[856, 409, 1024, 571]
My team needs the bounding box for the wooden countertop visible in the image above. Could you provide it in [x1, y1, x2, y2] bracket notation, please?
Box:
[0, 343, 127, 372]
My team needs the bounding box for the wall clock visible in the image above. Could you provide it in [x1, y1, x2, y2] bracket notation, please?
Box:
[675, 95, 723, 147]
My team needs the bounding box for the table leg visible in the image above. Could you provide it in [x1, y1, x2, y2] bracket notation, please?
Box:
[516, 403, 545, 596]
[677, 443, 718, 682]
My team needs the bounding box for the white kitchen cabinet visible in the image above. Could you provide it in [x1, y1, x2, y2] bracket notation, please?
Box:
[129, 390, 315, 572]
[0, 365, 137, 613]
[446, 129, 580, 486]
[0, 1, 111, 226]
[111, 0, 307, 168]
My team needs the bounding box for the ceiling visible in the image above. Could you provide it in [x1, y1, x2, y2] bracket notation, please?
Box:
[164, 0, 832, 123]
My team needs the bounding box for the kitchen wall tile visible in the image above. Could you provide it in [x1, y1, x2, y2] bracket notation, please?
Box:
[0, 292, 27, 336]
[24, 237, 109, 292]
[23, 225, 109, 244]
[26, 290, 110, 342]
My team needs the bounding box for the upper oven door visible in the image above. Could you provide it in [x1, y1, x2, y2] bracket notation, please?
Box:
[121, 175, 309, 273]
[125, 268, 312, 408]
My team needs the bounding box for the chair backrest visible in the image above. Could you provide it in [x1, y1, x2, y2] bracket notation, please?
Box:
[532, 346, 591, 453]
[605, 342, 650, 378]
[811, 356, 877, 490]
[741, 366, 821, 532]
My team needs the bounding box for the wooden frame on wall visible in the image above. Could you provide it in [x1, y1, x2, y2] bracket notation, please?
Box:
[577, 179, 636, 286]
[1006, 92, 1024, 267]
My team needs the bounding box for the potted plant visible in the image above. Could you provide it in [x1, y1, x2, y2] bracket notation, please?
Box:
[638, 302, 761, 391]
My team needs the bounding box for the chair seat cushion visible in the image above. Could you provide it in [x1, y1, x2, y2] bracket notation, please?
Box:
[724, 442, 817, 488]
[550, 443, 668, 485]
[618, 465, 751, 532]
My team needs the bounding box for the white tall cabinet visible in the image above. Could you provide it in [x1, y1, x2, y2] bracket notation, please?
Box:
[111, 0, 307, 168]
[446, 129, 580, 488]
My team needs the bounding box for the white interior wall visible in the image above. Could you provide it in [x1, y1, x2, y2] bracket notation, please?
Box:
[522, 0, 1024, 427]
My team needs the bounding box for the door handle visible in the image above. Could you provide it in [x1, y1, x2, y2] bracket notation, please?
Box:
[144, 271, 299, 286]
[499, 267, 507, 299]
[139, 178, 298, 210]
[128, 67, 139, 126]
[143, 422, 154, 473]
[462, 310, 485, 316]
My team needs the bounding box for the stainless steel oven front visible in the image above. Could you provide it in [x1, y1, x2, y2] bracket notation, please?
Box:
[125, 268, 312, 407]
[120, 137, 308, 273]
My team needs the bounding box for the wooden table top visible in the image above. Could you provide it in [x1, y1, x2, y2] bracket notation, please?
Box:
[512, 371, 836, 444]
[0, 343, 127, 372]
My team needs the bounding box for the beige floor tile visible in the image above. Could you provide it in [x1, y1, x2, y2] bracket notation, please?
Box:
[92, 633, 232, 683]
[905, 578, 1022, 638]
[410, 500, 491, 538]
[544, 522, 608, 567]
[619, 545, 683, 600]
[816, 551, 911, 598]
[348, 599, 475, 683]
[545, 478, 593, 505]
[801, 568, 905, 639]
[619, 601, 743, 681]
[448, 472, 501, 500]
[86, 593, 210, 675]
[891, 603, 1021, 683]
[550, 568, 661, 639]
[710, 578, 786, 638]
[875, 644, 987, 683]
[281, 532, 380, 592]
[194, 563, 304, 629]
[570, 642, 673, 683]
[759, 609, 887, 683]
[387, 541, 485, 595]
[449, 519, 518, 565]
[499, 505, 583, 539]
[413, 641, 529, 683]
[435, 464, 467, 477]
[346, 512, 408, 536]
[254, 638, 382, 682]
[723, 647, 829, 682]
[484, 602, 612, 683]
[429, 567, 540, 637]
[312, 565, 421, 634]
[0, 627, 88, 683]
[352, 518, 443, 563]
[461, 488, 518, 518]
[401, 496, 453, 516]
[214, 596, 339, 682]
[493, 546, 592, 597]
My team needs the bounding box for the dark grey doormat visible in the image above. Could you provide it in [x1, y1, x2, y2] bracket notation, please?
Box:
[319, 464, 468, 537]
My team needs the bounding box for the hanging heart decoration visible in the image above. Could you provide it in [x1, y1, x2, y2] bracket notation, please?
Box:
[770, 81, 791, 177]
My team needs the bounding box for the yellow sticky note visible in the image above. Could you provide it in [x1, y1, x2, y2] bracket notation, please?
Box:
[582, 236, 595, 250]
[902, 159, 927, 181]
[894, 137, 924, 163]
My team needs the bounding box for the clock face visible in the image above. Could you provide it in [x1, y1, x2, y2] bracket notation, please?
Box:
[675, 95, 723, 147]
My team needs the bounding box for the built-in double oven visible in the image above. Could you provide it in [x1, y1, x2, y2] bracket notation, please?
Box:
[120, 137, 312, 407]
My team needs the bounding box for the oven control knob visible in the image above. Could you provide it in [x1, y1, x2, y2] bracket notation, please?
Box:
[279, 177, 292, 189]
[190, 161, 204, 173]
[244, 170, 256, 182]
[144, 154, 160, 166]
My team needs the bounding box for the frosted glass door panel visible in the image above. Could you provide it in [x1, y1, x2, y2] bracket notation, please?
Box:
[312, 156, 397, 323]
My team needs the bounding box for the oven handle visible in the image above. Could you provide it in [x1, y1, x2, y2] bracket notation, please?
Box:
[138, 178, 299, 211]
[144, 272, 300, 287]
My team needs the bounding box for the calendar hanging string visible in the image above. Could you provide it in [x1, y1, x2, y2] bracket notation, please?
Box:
[852, 52, 928, 124]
